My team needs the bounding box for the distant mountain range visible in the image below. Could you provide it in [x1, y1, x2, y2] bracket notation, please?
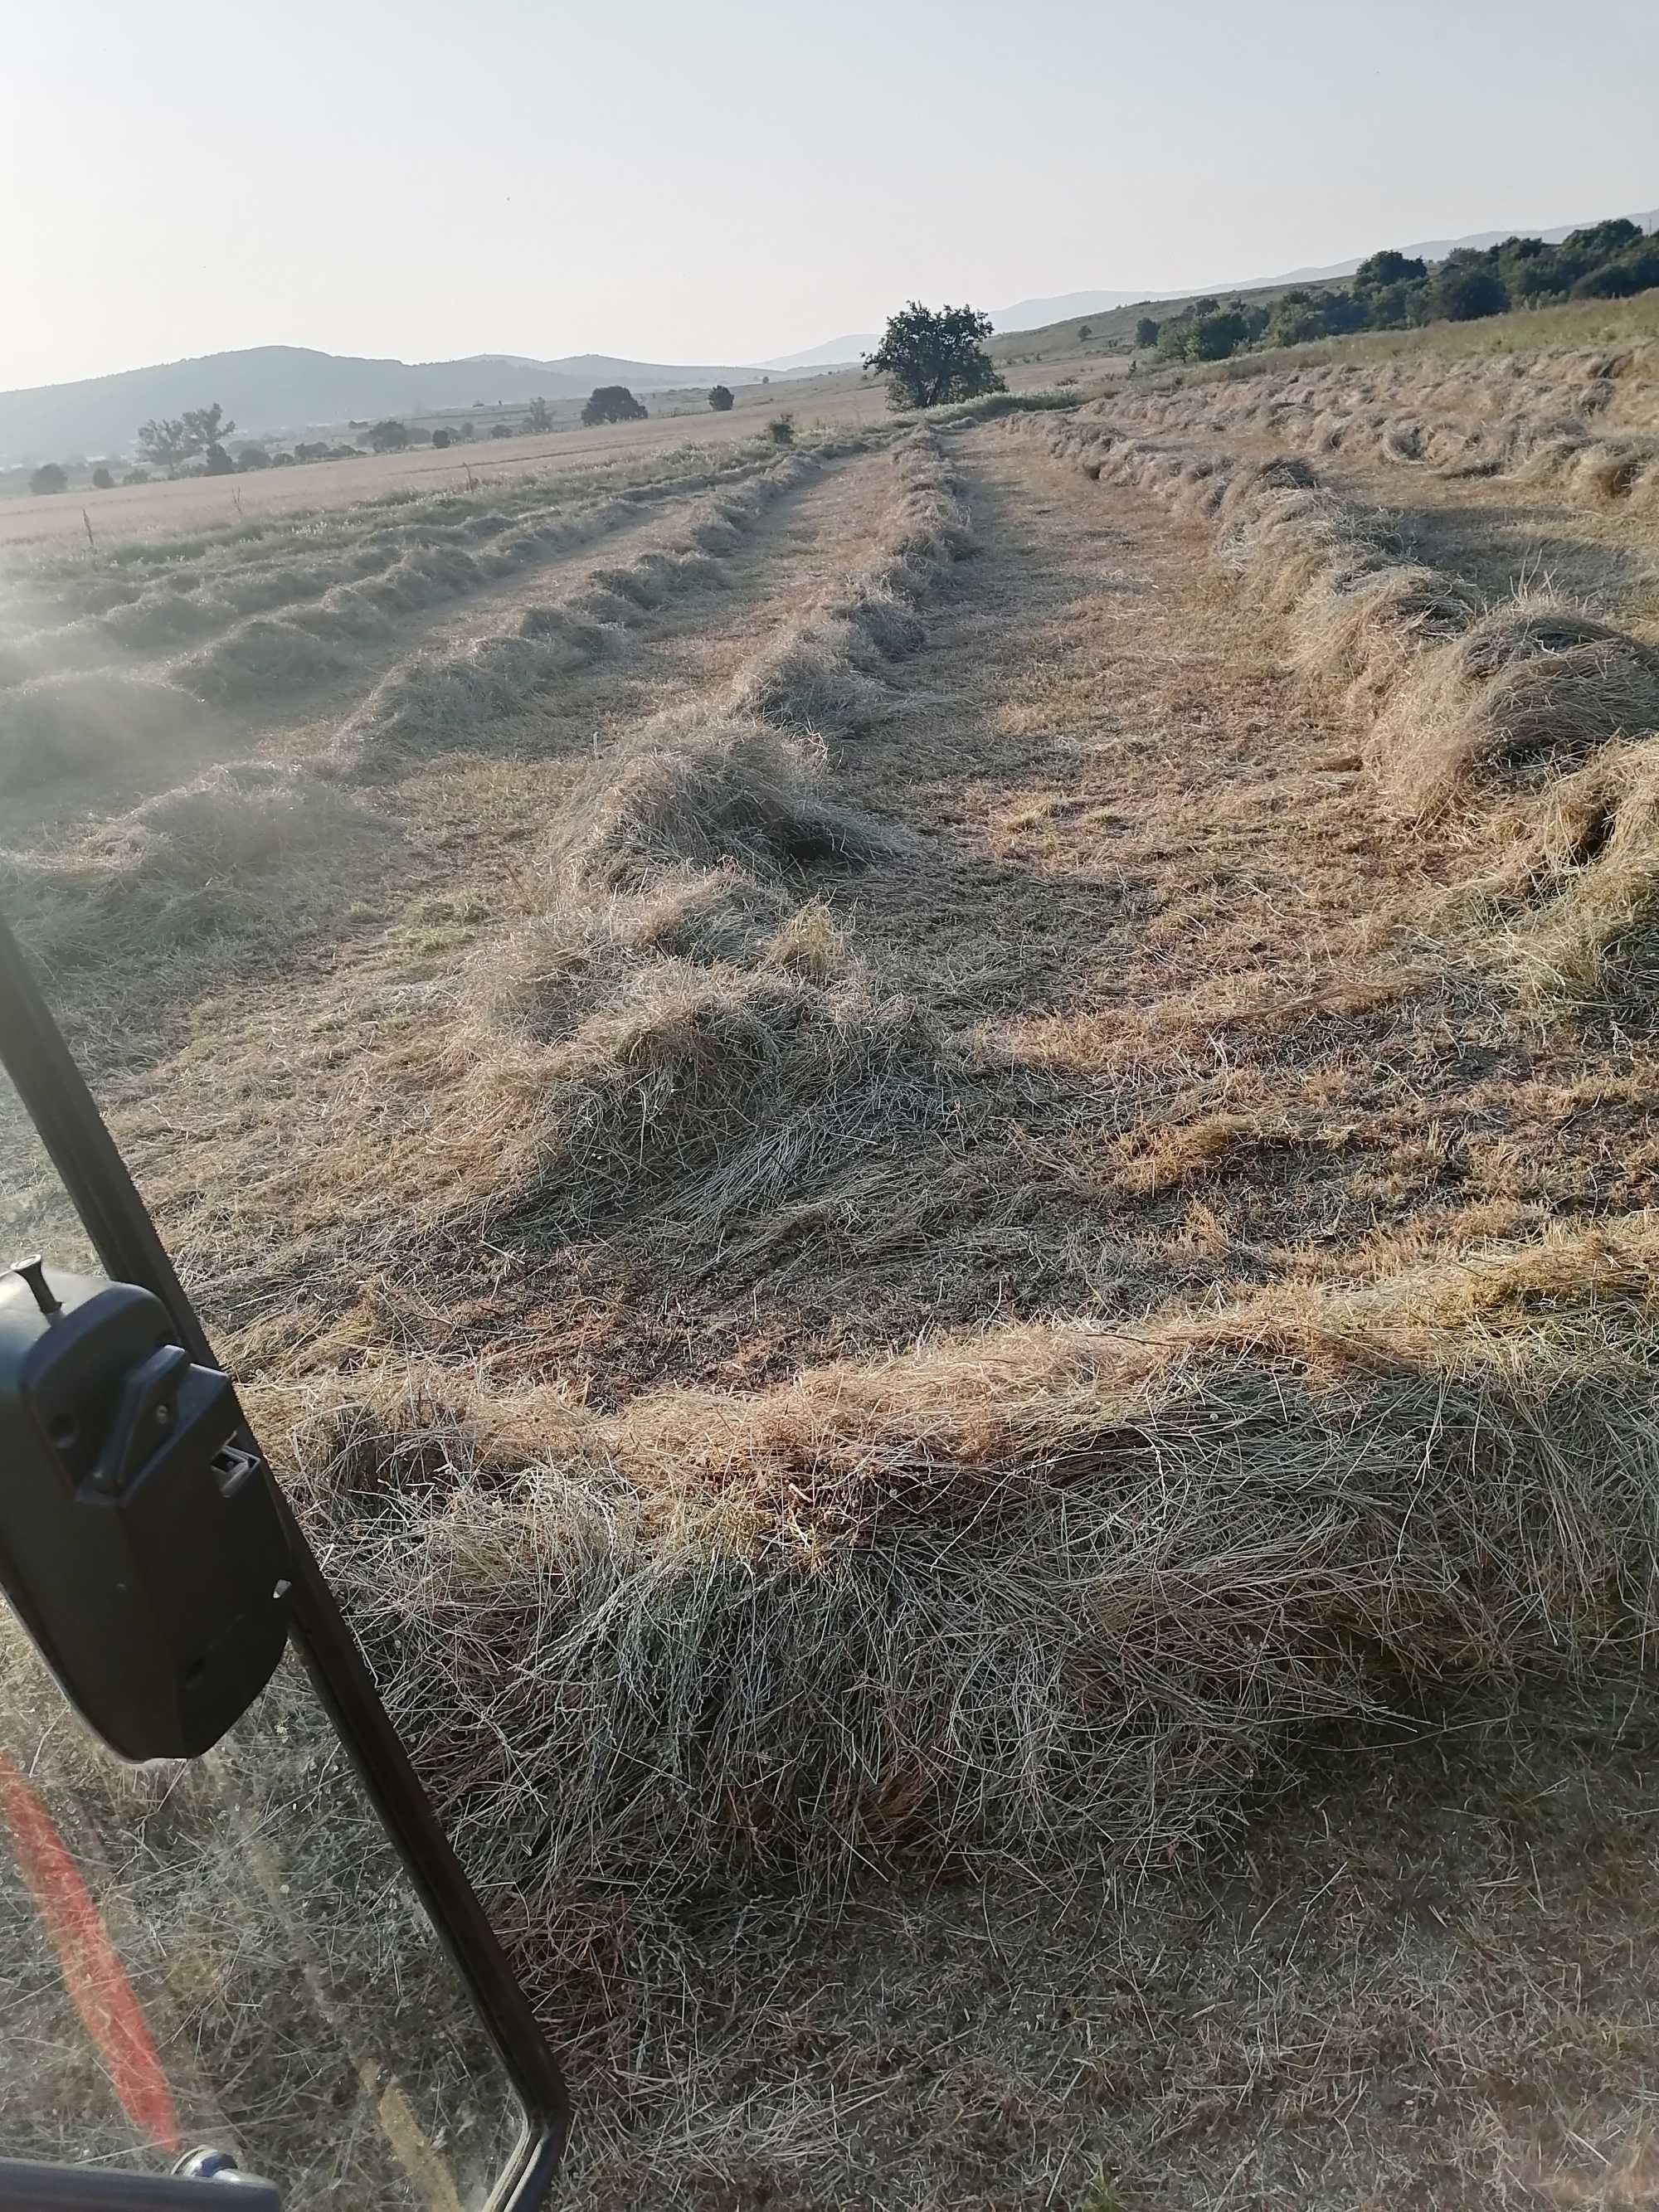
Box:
[5, 206, 1655, 463]
[0, 346, 791, 465]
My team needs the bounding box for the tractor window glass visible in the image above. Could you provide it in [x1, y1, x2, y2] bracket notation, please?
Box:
[0, 1613, 527, 2210]
[0, 1055, 526, 2209]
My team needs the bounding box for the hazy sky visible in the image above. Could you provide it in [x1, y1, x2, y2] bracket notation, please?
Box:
[5, 0, 1656, 390]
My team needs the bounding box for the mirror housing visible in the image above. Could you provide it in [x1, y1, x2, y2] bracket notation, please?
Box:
[0, 1261, 290, 1760]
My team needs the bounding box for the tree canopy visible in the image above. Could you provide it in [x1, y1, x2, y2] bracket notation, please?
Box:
[136, 401, 236, 472]
[581, 386, 648, 426]
[1121, 212, 1657, 372]
[708, 384, 734, 411]
[864, 303, 1005, 411]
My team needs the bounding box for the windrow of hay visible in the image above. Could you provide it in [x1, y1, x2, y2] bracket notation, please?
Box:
[0, 668, 211, 795]
[1472, 745, 1659, 1021]
[328, 454, 824, 777]
[547, 712, 906, 891]
[1372, 599, 1659, 817]
[1034, 411, 1659, 1018]
[254, 1219, 1659, 2027]
[1093, 348, 1659, 515]
[0, 450, 801, 683]
[2, 761, 392, 970]
[434, 694, 937, 1252]
[732, 427, 971, 737]
[413, 440, 971, 1260]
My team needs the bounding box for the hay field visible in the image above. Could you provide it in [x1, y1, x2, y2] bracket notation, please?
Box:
[4, 321, 1659, 2210]
[0, 356, 1099, 561]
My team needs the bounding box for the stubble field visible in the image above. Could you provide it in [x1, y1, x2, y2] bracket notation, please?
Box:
[4, 311, 1659, 2209]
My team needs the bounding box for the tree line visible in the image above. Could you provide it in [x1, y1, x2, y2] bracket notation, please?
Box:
[1139, 216, 1659, 366]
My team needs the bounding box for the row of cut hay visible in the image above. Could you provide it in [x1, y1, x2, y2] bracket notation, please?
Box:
[1, 761, 392, 975]
[0, 452, 789, 671]
[732, 426, 971, 737]
[326, 454, 823, 779]
[0, 462, 789, 702]
[414, 435, 971, 1254]
[255, 1216, 1659, 2022]
[178, 481, 737, 705]
[1067, 424, 1659, 821]
[1472, 744, 1659, 1021]
[0, 465, 810, 795]
[1099, 359, 1659, 514]
[0, 667, 216, 796]
[1040, 416, 1659, 1016]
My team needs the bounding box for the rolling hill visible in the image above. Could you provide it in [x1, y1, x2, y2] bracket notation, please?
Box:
[0, 345, 778, 465]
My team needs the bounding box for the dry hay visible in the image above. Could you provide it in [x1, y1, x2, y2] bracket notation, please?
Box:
[3, 761, 388, 965]
[1371, 596, 1659, 818]
[329, 457, 827, 775]
[732, 430, 971, 737]
[179, 615, 354, 702]
[333, 629, 604, 776]
[1482, 744, 1659, 1020]
[454, 949, 946, 1242]
[477, 865, 796, 1045]
[549, 712, 903, 891]
[1379, 420, 1426, 464]
[734, 619, 892, 737]
[1572, 442, 1653, 503]
[1292, 561, 1483, 717]
[0, 669, 207, 794]
[260, 1219, 1659, 2030]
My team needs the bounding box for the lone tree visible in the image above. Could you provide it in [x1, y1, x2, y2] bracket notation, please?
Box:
[431, 426, 453, 449]
[30, 463, 67, 495]
[524, 396, 553, 433]
[1134, 316, 1160, 349]
[581, 386, 648, 426]
[136, 401, 236, 474]
[368, 419, 411, 453]
[136, 416, 192, 470]
[865, 304, 1005, 411]
[182, 402, 235, 453]
[708, 384, 734, 411]
[1078, 323, 1092, 344]
[90, 464, 114, 490]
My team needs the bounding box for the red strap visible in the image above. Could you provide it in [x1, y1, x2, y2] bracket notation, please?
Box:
[0, 1751, 181, 2153]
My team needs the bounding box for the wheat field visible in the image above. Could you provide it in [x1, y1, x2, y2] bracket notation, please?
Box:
[5, 304, 1659, 2208]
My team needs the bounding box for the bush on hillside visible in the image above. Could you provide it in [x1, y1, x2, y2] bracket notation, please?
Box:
[30, 464, 67, 495]
[1430, 254, 1510, 323]
[90, 465, 114, 490]
[708, 385, 734, 411]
